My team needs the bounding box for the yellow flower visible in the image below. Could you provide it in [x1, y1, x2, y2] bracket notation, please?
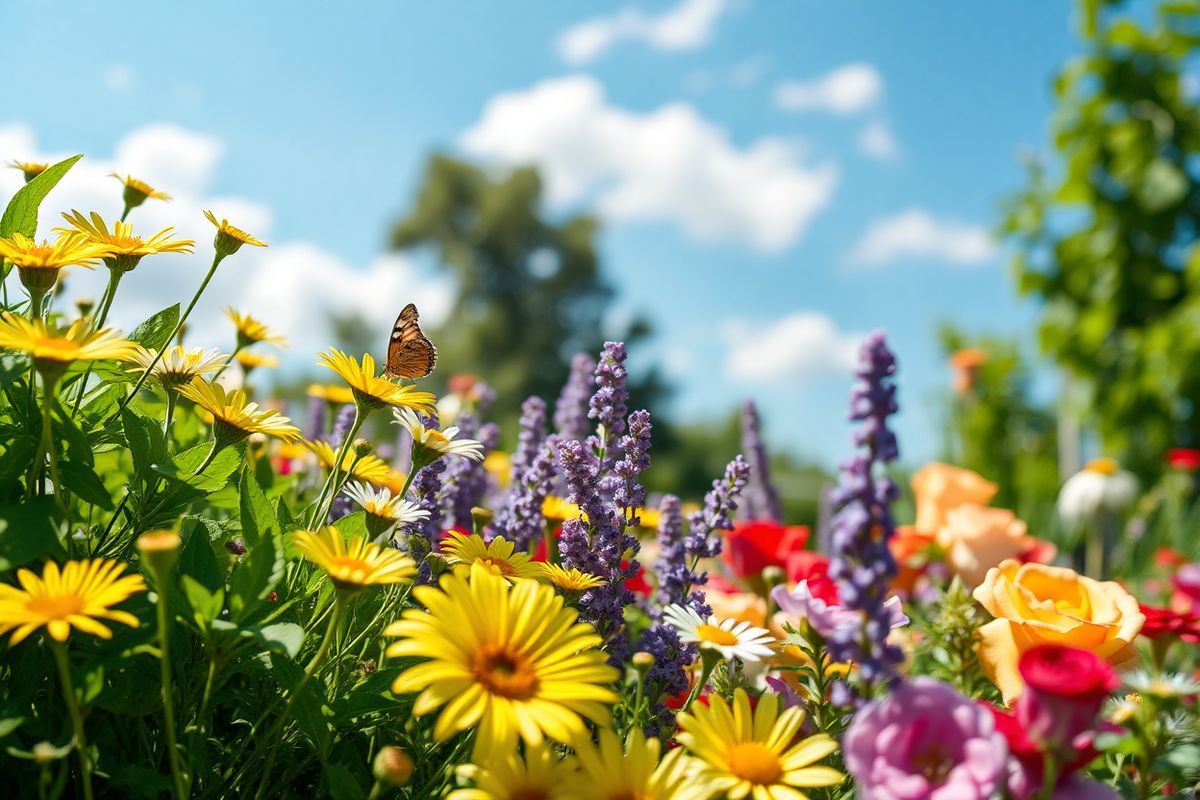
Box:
[484, 451, 512, 487]
[543, 495, 585, 523]
[448, 742, 574, 800]
[540, 564, 605, 593]
[677, 689, 843, 800]
[57, 210, 194, 272]
[0, 232, 110, 294]
[633, 506, 662, 530]
[293, 526, 415, 595]
[393, 407, 485, 466]
[440, 531, 543, 582]
[9, 161, 48, 182]
[0, 314, 139, 378]
[306, 439, 393, 484]
[129, 345, 228, 386]
[307, 383, 355, 405]
[910, 462, 998, 533]
[973, 560, 1145, 704]
[0, 560, 146, 644]
[224, 308, 286, 348]
[204, 209, 267, 255]
[235, 350, 279, 371]
[110, 172, 172, 208]
[318, 349, 436, 413]
[385, 562, 620, 759]
[566, 727, 712, 800]
[177, 377, 300, 443]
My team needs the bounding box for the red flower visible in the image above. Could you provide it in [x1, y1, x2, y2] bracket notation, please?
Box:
[1156, 547, 1189, 568]
[1016, 644, 1117, 754]
[532, 525, 563, 562]
[623, 560, 652, 597]
[1174, 565, 1200, 613]
[988, 704, 1109, 798]
[722, 520, 809, 579]
[1139, 603, 1200, 643]
[1168, 448, 1200, 471]
[786, 550, 839, 604]
[1017, 537, 1057, 566]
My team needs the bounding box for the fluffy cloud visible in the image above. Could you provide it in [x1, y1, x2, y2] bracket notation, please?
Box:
[556, 0, 730, 65]
[849, 208, 996, 268]
[857, 119, 899, 160]
[722, 313, 862, 382]
[0, 123, 452, 373]
[460, 75, 838, 252]
[774, 63, 883, 114]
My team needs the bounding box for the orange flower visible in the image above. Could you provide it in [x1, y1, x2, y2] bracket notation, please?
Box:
[910, 462, 997, 533]
[936, 505, 1032, 589]
[949, 347, 988, 393]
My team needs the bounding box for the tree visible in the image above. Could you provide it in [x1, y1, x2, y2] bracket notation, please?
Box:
[1002, 0, 1200, 478]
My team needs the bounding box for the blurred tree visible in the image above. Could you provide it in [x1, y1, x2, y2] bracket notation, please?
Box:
[1002, 0, 1200, 479]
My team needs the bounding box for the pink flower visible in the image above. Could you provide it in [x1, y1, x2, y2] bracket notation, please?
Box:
[844, 678, 1008, 800]
[772, 580, 908, 640]
[1016, 644, 1118, 754]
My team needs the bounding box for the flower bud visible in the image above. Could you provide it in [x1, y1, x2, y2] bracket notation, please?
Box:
[137, 530, 182, 575]
[353, 438, 373, 458]
[372, 745, 413, 787]
[1015, 644, 1117, 754]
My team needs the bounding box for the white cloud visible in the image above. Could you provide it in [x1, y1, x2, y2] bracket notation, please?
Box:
[556, 0, 730, 65]
[774, 63, 883, 114]
[849, 208, 996, 267]
[728, 54, 770, 89]
[460, 75, 838, 252]
[104, 64, 134, 92]
[0, 123, 453, 375]
[857, 119, 899, 160]
[722, 313, 862, 382]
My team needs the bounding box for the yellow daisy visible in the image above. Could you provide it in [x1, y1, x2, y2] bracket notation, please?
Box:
[566, 727, 713, 800]
[110, 172, 172, 208]
[204, 209, 267, 255]
[128, 345, 228, 386]
[440, 531, 543, 582]
[224, 308, 286, 348]
[484, 451, 512, 487]
[676, 689, 843, 800]
[306, 439, 393, 484]
[307, 383, 355, 406]
[9, 161, 48, 182]
[235, 350, 279, 371]
[293, 526, 416, 595]
[0, 232, 110, 294]
[177, 377, 300, 444]
[539, 564, 605, 593]
[542, 496, 585, 523]
[384, 562, 620, 759]
[318, 348, 436, 413]
[448, 742, 574, 800]
[0, 560, 146, 645]
[0, 314, 139, 378]
[57, 210, 194, 273]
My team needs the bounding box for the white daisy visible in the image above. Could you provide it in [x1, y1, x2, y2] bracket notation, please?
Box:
[1124, 670, 1200, 700]
[392, 407, 485, 468]
[342, 481, 430, 527]
[663, 604, 775, 664]
[1057, 457, 1138, 524]
[130, 345, 229, 386]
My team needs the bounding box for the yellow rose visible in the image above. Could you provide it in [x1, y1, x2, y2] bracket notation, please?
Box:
[936, 504, 1031, 588]
[973, 560, 1144, 704]
[911, 462, 998, 532]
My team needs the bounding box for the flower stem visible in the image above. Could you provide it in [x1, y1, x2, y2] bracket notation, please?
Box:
[52, 642, 94, 800]
[152, 578, 187, 800]
[307, 408, 364, 528]
[681, 651, 721, 713]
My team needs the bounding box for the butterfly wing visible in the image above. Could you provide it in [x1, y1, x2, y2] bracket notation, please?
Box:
[386, 303, 438, 379]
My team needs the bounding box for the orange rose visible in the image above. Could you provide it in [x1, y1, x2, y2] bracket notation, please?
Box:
[911, 462, 998, 532]
[973, 560, 1144, 704]
[936, 504, 1031, 588]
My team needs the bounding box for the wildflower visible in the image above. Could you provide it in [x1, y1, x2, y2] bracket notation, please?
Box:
[110, 172, 171, 213]
[343, 481, 430, 531]
[1124, 670, 1200, 700]
[1167, 448, 1200, 471]
[662, 604, 774, 665]
[1057, 458, 1138, 524]
[235, 350, 279, 373]
[136, 530, 182, 575]
[129, 345, 228, 386]
[740, 399, 782, 523]
[935, 504, 1034, 588]
[204, 209, 267, 257]
[588, 342, 628, 465]
[554, 352, 595, 441]
[306, 439, 393, 484]
[224, 308, 286, 348]
[307, 383, 354, 406]
[1138, 603, 1200, 643]
[372, 746, 414, 788]
[543, 495, 584, 522]
[494, 434, 559, 551]
[448, 743, 572, 800]
[57, 210, 194, 273]
[440, 531, 542, 582]
[684, 457, 751, 615]
[177, 377, 301, 445]
[9, 161, 47, 182]
[0, 314, 139, 381]
[293, 526, 416, 596]
[677, 688, 843, 800]
[393, 407, 484, 468]
[540, 564, 606, 593]
[319, 349, 435, 413]
[509, 396, 548, 483]
[0, 232, 109, 297]
[0, 560, 145, 644]
[566, 727, 709, 800]
[773, 574, 907, 642]
[1016, 644, 1118, 753]
[910, 462, 998, 533]
[384, 562, 620, 759]
[439, 414, 499, 531]
[843, 678, 1006, 800]
[723, 520, 809, 580]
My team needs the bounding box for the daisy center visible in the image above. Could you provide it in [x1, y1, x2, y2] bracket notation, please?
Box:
[726, 742, 783, 785]
[27, 594, 84, 620]
[33, 338, 81, 358]
[327, 556, 373, 583]
[695, 624, 739, 646]
[511, 789, 552, 800]
[472, 643, 539, 699]
[478, 557, 515, 577]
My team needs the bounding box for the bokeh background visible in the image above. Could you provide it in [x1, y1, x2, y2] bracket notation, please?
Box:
[3, 0, 1196, 530]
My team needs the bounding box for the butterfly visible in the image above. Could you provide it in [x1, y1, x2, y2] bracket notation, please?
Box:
[386, 303, 438, 379]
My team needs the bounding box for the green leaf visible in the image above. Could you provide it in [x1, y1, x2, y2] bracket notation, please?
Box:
[58, 461, 114, 510]
[239, 467, 277, 548]
[0, 437, 36, 492]
[0, 154, 83, 238]
[157, 442, 244, 492]
[331, 511, 368, 539]
[269, 653, 332, 755]
[122, 408, 166, 483]
[180, 575, 224, 624]
[0, 498, 61, 570]
[128, 305, 181, 352]
[227, 519, 282, 624]
[242, 622, 304, 658]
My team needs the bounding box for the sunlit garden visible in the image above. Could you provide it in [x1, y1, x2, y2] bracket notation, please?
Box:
[2, 0, 1200, 798]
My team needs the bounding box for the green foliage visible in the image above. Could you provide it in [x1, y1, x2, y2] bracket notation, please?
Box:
[0, 154, 82, 240]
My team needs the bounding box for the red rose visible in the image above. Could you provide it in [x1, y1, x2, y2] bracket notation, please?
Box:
[723, 520, 809, 579]
[1168, 448, 1200, 471]
[1139, 603, 1200, 643]
[988, 704, 1110, 798]
[786, 550, 839, 604]
[1015, 645, 1117, 754]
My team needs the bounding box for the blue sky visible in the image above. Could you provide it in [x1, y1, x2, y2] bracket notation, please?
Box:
[0, 0, 1081, 466]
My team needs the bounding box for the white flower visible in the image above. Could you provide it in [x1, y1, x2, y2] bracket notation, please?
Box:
[1124, 670, 1200, 700]
[1057, 458, 1138, 524]
[662, 604, 775, 665]
[392, 407, 485, 465]
[342, 481, 430, 525]
[130, 345, 229, 384]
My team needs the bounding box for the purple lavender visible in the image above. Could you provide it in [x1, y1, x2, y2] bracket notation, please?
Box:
[827, 331, 903, 703]
[637, 623, 693, 735]
[330, 403, 355, 447]
[439, 415, 499, 531]
[492, 435, 558, 550]
[554, 353, 596, 441]
[510, 396, 548, 485]
[599, 409, 651, 523]
[305, 394, 327, 441]
[652, 495, 687, 612]
[683, 456, 749, 615]
[587, 342, 628, 467]
[740, 400, 782, 523]
[401, 413, 445, 582]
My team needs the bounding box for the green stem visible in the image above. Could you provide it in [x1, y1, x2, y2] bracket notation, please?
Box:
[52, 642, 94, 800]
[681, 651, 720, 713]
[163, 389, 178, 444]
[153, 577, 187, 800]
[307, 409, 364, 528]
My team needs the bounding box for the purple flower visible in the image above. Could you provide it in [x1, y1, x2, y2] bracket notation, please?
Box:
[439, 415, 499, 531]
[400, 412, 445, 582]
[844, 678, 1008, 800]
[510, 396, 548, 484]
[554, 353, 596, 441]
[739, 400, 781, 523]
[305, 394, 327, 441]
[492, 435, 559, 550]
[772, 580, 908, 641]
[588, 342, 628, 467]
[652, 495, 687, 612]
[683, 456, 750, 616]
[330, 403, 355, 447]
